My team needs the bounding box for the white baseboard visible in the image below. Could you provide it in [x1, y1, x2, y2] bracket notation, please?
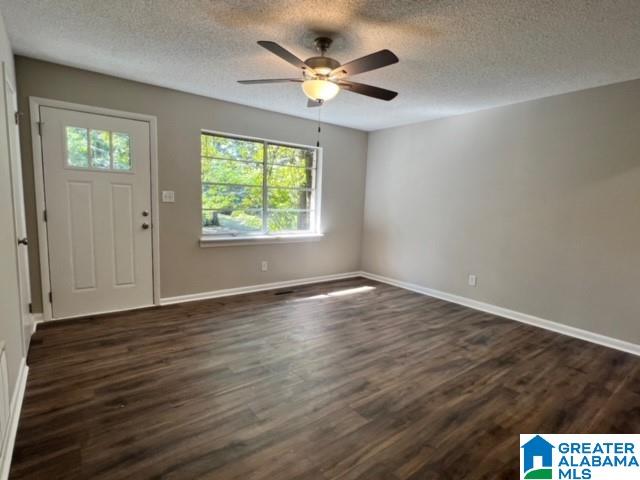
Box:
[31, 314, 42, 334]
[160, 271, 362, 305]
[0, 360, 29, 480]
[38, 267, 638, 356]
[359, 271, 640, 357]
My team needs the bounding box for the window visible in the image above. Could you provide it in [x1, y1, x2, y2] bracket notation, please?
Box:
[65, 126, 132, 171]
[201, 132, 320, 238]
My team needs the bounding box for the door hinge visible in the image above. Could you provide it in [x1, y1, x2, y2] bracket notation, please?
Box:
[14, 111, 19, 125]
[28, 303, 33, 314]
[43, 209, 47, 222]
[37, 121, 43, 136]
[49, 291, 53, 303]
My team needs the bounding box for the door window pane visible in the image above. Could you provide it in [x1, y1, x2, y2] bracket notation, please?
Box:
[90, 129, 111, 169]
[112, 132, 131, 170]
[66, 127, 89, 167]
[65, 127, 134, 172]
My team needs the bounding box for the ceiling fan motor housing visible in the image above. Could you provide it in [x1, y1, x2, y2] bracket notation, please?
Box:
[305, 56, 341, 76]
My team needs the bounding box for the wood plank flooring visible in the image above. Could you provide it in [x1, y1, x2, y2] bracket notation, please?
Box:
[10, 277, 640, 479]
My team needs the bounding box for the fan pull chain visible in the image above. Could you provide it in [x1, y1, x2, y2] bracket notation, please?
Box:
[317, 105, 322, 147]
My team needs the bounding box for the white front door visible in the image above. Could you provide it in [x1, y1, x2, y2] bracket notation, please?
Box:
[4, 69, 31, 350]
[40, 106, 153, 319]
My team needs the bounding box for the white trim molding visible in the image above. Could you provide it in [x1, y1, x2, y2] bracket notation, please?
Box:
[160, 271, 361, 305]
[0, 360, 29, 480]
[359, 271, 640, 357]
[199, 233, 323, 248]
[3, 67, 32, 362]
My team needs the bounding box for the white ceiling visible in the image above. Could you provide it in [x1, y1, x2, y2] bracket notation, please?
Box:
[3, 0, 640, 131]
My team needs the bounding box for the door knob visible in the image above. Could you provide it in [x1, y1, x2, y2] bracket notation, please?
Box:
[17, 237, 28, 246]
[142, 210, 149, 217]
[142, 222, 150, 230]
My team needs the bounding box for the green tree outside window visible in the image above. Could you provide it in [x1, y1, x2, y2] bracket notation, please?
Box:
[201, 134, 317, 235]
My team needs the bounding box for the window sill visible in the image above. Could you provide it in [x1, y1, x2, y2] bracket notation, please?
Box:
[199, 233, 324, 248]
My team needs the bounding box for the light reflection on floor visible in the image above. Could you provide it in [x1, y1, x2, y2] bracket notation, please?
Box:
[294, 285, 376, 301]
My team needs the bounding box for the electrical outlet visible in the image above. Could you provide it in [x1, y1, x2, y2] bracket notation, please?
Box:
[161, 190, 175, 203]
[468, 274, 477, 287]
[261, 260, 268, 272]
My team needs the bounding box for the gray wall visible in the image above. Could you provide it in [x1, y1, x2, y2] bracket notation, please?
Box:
[0, 10, 26, 399]
[362, 79, 640, 344]
[16, 56, 640, 346]
[16, 57, 368, 311]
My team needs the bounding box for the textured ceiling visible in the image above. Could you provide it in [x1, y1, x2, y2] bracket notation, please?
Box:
[2, 0, 640, 131]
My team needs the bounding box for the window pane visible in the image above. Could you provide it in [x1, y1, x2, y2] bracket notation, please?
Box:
[202, 184, 263, 211]
[267, 164, 312, 189]
[112, 132, 131, 170]
[66, 127, 89, 167]
[203, 209, 263, 234]
[268, 210, 311, 232]
[201, 134, 264, 161]
[90, 129, 111, 169]
[268, 187, 311, 210]
[266, 144, 314, 167]
[202, 158, 262, 185]
[200, 133, 318, 236]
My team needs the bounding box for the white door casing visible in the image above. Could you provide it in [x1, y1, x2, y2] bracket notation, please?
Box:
[3, 66, 31, 351]
[39, 106, 155, 319]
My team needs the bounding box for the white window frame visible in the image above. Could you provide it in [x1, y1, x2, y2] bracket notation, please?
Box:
[199, 130, 323, 247]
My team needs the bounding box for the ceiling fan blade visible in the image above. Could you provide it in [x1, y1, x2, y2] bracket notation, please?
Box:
[338, 80, 398, 101]
[307, 99, 323, 108]
[331, 49, 399, 78]
[257, 41, 308, 70]
[238, 79, 302, 84]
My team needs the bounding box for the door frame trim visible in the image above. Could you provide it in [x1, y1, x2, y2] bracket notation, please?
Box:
[29, 97, 161, 321]
[3, 64, 30, 353]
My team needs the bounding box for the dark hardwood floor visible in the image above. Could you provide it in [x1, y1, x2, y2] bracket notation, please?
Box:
[10, 277, 640, 479]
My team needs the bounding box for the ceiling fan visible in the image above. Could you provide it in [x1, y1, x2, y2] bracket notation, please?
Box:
[238, 37, 399, 107]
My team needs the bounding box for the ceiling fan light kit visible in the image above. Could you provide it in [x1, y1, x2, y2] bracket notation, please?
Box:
[302, 79, 340, 102]
[238, 36, 399, 107]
